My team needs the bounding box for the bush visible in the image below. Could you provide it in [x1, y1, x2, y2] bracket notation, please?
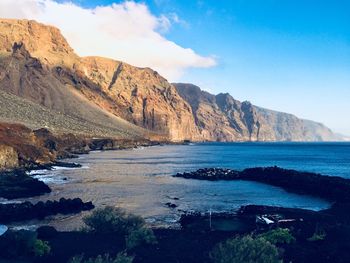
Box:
[83, 206, 157, 250]
[0, 230, 50, 258]
[126, 227, 157, 250]
[33, 239, 51, 257]
[210, 235, 282, 263]
[307, 228, 327, 242]
[69, 252, 134, 263]
[83, 207, 145, 235]
[257, 228, 295, 245]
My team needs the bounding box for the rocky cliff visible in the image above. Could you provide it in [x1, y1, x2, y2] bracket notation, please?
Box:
[0, 19, 198, 141]
[0, 19, 340, 142]
[174, 83, 338, 141]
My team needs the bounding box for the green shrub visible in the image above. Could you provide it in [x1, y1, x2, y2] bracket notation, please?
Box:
[33, 239, 51, 257]
[257, 228, 295, 245]
[83, 207, 145, 235]
[83, 206, 157, 250]
[0, 230, 50, 258]
[210, 235, 282, 263]
[126, 227, 157, 250]
[69, 252, 133, 263]
[307, 228, 327, 242]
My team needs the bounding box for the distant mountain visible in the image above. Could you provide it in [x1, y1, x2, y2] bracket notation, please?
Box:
[174, 83, 340, 141]
[0, 19, 341, 142]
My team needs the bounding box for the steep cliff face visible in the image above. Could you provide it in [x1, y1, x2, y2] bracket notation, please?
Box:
[75, 57, 199, 141]
[0, 19, 198, 141]
[174, 83, 339, 142]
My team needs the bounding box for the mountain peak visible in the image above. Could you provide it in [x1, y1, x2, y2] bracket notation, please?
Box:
[0, 18, 77, 67]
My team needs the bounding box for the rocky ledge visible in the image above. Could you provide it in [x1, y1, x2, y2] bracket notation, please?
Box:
[0, 170, 51, 199]
[174, 166, 350, 202]
[0, 198, 94, 223]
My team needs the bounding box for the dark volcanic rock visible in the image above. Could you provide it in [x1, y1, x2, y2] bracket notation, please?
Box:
[0, 198, 94, 223]
[165, 202, 178, 208]
[0, 170, 51, 199]
[37, 225, 58, 239]
[174, 166, 350, 203]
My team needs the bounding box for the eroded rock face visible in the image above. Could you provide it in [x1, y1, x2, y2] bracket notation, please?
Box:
[0, 19, 199, 142]
[175, 83, 339, 141]
[0, 145, 18, 170]
[78, 57, 199, 141]
[0, 19, 77, 67]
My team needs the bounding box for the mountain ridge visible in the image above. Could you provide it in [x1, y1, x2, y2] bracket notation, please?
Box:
[174, 83, 339, 141]
[0, 18, 341, 142]
[0, 18, 198, 141]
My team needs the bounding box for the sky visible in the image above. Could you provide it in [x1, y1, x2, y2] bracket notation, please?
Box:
[0, 0, 349, 135]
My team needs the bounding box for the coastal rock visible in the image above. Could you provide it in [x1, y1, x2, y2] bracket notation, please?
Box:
[174, 166, 350, 202]
[0, 198, 94, 223]
[0, 170, 51, 199]
[37, 226, 58, 239]
[165, 203, 178, 209]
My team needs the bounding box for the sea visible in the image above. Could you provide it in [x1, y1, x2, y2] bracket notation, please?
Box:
[12, 142, 350, 230]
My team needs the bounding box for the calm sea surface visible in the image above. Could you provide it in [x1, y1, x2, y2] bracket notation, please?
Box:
[17, 142, 350, 230]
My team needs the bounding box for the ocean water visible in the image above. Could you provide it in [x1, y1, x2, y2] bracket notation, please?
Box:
[17, 142, 350, 230]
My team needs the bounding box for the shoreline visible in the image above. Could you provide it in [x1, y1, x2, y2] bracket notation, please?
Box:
[1, 146, 350, 262]
[0, 137, 165, 201]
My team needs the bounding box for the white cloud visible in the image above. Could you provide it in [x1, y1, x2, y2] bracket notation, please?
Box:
[0, 0, 216, 80]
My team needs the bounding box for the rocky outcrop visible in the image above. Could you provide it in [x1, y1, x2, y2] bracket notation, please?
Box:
[174, 83, 339, 141]
[0, 122, 157, 169]
[0, 170, 51, 199]
[0, 198, 94, 223]
[174, 166, 350, 202]
[0, 19, 78, 67]
[0, 145, 18, 170]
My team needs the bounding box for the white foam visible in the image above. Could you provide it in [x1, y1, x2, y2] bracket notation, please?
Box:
[33, 174, 68, 184]
[52, 166, 77, 170]
[26, 169, 50, 176]
[0, 200, 23, 204]
[11, 225, 37, 231]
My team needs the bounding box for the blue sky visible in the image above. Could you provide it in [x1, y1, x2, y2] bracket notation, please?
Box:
[36, 1, 350, 135]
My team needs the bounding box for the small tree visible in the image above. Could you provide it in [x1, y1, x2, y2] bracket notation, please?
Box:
[83, 206, 157, 250]
[83, 207, 145, 235]
[126, 228, 157, 250]
[257, 228, 295, 245]
[32, 239, 51, 257]
[210, 236, 282, 263]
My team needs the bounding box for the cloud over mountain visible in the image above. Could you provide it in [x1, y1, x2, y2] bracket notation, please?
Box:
[0, 0, 216, 80]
